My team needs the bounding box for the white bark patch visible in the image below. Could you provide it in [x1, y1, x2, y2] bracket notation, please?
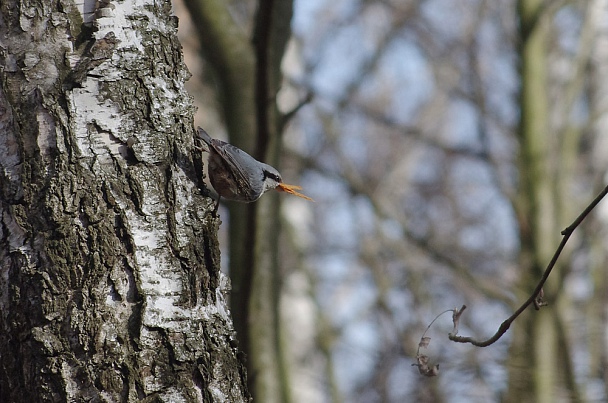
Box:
[61, 360, 82, 401]
[70, 83, 124, 159]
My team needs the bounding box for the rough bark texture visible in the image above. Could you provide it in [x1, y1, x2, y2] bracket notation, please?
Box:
[0, 0, 249, 401]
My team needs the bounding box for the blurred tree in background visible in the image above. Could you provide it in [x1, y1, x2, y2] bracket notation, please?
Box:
[178, 0, 608, 402]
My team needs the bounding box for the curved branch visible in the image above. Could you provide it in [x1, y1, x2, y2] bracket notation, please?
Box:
[449, 184, 608, 347]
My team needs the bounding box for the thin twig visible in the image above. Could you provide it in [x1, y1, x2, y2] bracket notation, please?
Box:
[413, 309, 456, 377]
[448, 184, 608, 347]
[416, 309, 454, 356]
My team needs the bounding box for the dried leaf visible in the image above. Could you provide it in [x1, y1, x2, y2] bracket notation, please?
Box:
[419, 336, 431, 348]
[412, 355, 439, 377]
[424, 364, 440, 377]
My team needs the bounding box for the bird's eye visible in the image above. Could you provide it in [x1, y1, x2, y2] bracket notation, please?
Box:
[263, 170, 282, 183]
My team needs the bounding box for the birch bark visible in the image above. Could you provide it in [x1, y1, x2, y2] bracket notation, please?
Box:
[0, 0, 248, 401]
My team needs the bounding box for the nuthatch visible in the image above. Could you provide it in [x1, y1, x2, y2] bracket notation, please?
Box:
[196, 127, 313, 214]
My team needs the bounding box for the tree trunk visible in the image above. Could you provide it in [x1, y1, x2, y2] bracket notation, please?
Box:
[181, 1, 296, 401]
[507, 2, 559, 401]
[505, 1, 583, 402]
[248, 2, 295, 403]
[589, 0, 608, 397]
[0, 0, 249, 401]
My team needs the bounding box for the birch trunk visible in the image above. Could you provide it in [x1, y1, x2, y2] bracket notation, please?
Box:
[0, 0, 248, 401]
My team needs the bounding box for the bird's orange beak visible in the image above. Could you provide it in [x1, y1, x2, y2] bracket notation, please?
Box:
[276, 183, 314, 201]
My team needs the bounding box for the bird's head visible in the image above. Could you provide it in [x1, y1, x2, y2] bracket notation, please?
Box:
[261, 164, 314, 201]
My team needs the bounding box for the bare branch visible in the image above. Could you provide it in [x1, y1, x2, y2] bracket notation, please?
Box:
[447, 184, 608, 347]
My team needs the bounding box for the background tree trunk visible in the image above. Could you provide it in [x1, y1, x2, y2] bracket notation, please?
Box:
[0, 0, 249, 401]
[249, 2, 295, 401]
[505, 1, 588, 402]
[181, 1, 296, 401]
[506, 1, 557, 401]
[589, 0, 608, 398]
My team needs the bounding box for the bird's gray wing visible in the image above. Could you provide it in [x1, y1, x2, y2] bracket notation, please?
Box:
[211, 141, 264, 199]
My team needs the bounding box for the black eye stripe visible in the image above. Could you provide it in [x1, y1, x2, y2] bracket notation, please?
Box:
[263, 170, 281, 182]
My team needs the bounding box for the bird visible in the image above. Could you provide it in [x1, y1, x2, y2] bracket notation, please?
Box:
[196, 127, 313, 214]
